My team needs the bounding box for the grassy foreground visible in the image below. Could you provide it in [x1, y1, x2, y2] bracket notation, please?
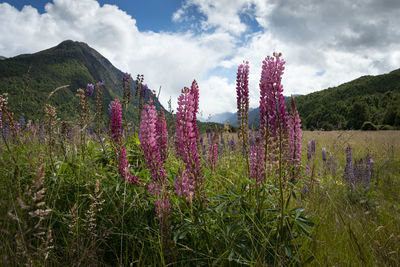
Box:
[0, 129, 399, 266]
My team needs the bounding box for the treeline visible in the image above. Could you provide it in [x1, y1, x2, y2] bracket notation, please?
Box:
[295, 69, 400, 130]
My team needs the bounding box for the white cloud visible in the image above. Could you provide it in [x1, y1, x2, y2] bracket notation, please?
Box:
[1, 0, 400, 115]
[0, 0, 238, 113]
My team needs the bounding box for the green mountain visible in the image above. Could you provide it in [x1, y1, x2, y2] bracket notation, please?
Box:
[0, 40, 163, 122]
[296, 69, 400, 130]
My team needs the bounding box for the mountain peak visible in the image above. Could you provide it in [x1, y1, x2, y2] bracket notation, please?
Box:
[0, 40, 165, 120]
[55, 40, 90, 50]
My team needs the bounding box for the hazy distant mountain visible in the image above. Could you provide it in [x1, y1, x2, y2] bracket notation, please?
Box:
[0, 56, 6, 60]
[0, 40, 164, 121]
[210, 96, 296, 127]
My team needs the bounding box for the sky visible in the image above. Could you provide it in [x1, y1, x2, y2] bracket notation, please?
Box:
[1, 0, 400, 117]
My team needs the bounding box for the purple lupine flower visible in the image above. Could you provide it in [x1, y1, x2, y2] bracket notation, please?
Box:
[307, 141, 312, 160]
[139, 103, 167, 184]
[190, 80, 200, 143]
[288, 96, 302, 179]
[322, 148, 327, 163]
[236, 61, 250, 145]
[229, 136, 235, 151]
[19, 114, 25, 130]
[96, 81, 104, 87]
[220, 136, 225, 149]
[156, 109, 168, 164]
[208, 133, 218, 171]
[110, 99, 122, 144]
[259, 52, 288, 166]
[249, 137, 265, 186]
[301, 185, 309, 194]
[123, 72, 131, 82]
[118, 147, 139, 184]
[174, 168, 194, 200]
[311, 139, 316, 154]
[85, 83, 95, 98]
[344, 144, 354, 188]
[174, 86, 203, 200]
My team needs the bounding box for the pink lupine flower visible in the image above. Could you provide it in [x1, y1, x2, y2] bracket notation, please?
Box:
[110, 99, 122, 144]
[259, 52, 288, 168]
[288, 96, 302, 179]
[155, 196, 171, 220]
[139, 103, 167, 184]
[190, 80, 200, 143]
[174, 86, 203, 200]
[174, 168, 195, 199]
[249, 137, 265, 186]
[156, 109, 168, 164]
[118, 147, 139, 184]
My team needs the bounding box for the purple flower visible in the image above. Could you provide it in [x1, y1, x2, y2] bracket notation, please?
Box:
[122, 72, 132, 106]
[307, 141, 312, 160]
[118, 147, 139, 184]
[344, 145, 354, 186]
[236, 61, 250, 145]
[174, 168, 194, 200]
[19, 114, 25, 129]
[322, 148, 327, 163]
[311, 139, 316, 154]
[174, 85, 203, 200]
[85, 83, 95, 98]
[259, 52, 288, 166]
[96, 81, 104, 87]
[208, 133, 218, 171]
[249, 137, 265, 186]
[229, 136, 235, 151]
[140, 103, 167, 184]
[110, 99, 122, 144]
[123, 72, 131, 81]
[156, 109, 168, 164]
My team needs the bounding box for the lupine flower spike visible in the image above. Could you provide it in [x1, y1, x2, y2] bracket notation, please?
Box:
[174, 85, 203, 200]
[288, 96, 302, 180]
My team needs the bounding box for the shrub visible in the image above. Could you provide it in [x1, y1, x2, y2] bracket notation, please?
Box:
[361, 121, 377, 131]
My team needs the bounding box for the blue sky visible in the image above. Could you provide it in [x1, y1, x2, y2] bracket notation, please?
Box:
[10, 0, 185, 32]
[1, 0, 400, 116]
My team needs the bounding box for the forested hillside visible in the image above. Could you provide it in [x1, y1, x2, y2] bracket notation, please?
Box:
[295, 69, 400, 130]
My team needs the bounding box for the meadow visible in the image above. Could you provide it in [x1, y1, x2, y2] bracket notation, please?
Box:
[0, 55, 399, 266]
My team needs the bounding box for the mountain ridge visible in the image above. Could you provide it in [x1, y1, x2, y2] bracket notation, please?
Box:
[0, 40, 164, 122]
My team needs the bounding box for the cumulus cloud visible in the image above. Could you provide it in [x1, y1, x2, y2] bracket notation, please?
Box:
[175, 0, 400, 110]
[0, 0, 237, 114]
[1, 0, 400, 115]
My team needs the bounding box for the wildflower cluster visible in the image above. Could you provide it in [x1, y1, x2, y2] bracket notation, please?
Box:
[139, 102, 167, 189]
[110, 99, 122, 145]
[344, 145, 373, 190]
[174, 82, 203, 200]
